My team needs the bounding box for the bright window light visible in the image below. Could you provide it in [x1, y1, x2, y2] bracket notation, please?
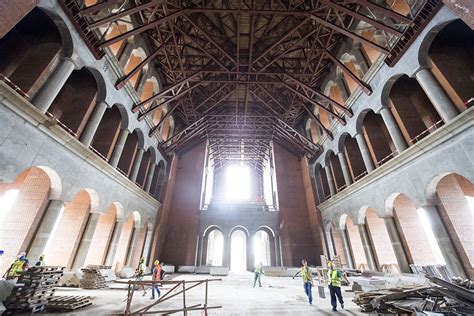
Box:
[417, 207, 445, 264]
[253, 231, 271, 266]
[206, 230, 223, 266]
[44, 205, 65, 253]
[466, 196, 474, 213]
[230, 230, 247, 272]
[0, 189, 19, 226]
[225, 165, 250, 200]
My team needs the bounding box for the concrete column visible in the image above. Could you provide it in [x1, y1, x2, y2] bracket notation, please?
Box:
[325, 230, 336, 260]
[340, 229, 354, 269]
[422, 205, 466, 278]
[337, 152, 353, 187]
[324, 165, 336, 196]
[415, 68, 458, 122]
[142, 229, 153, 265]
[355, 133, 375, 172]
[105, 221, 124, 266]
[130, 148, 145, 182]
[34, 58, 76, 113]
[144, 163, 156, 192]
[71, 213, 100, 270]
[383, 217, 411, 273]
[27, 200, 65, 261]
[378, 107, 407, 154]
[80, 101, 108, 147]
[222, 236, 230, 267]
[247, 236, 254, 271]
[358, 224, 377, 271]
[125, 227, 141, 266]
[109, 129, 130, 168]
[274, 235, 281, 266]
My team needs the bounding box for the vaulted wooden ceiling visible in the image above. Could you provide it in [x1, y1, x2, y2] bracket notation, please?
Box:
[77, 0, 418, 170]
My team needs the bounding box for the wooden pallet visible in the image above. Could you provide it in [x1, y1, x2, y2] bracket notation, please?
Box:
[46, 295, 92, 311]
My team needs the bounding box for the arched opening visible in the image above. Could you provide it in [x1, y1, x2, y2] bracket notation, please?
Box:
[44, 189, 93, 268]
[0, 167, 57, 273]
[0, 8, 63, 97]
[90, 105, 123, 160]
[253, 229, 274, 266]
[230, 229, 247, 272]
[314, 163, 330, 202]
[392, 194, 443, 265]
[123, 49, 146, 88]
[344, 216, 367, 270]
[361, 110, 396, 166]
[327, 151, 345, 191]
[205, 229, 224, 266]
[428, 20, 473, 111]
[84, 203, 118, 266]
[136, 148, 153, 187]
[329, 226, 348, 267]
[117, 130, 140, 176]
[113, 213, 134, 271]
[363, 208, 398, 271]
[389, 75, 442, 144]
[341, 133, 366, 181]
[435, 173, 474, 277]
[47, 68, 99, 137]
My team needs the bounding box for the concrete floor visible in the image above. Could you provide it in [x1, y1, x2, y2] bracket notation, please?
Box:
[34, 272, 365, 315]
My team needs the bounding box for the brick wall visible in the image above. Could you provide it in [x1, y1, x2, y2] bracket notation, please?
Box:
[0, 167, 50, 273]
[114, 215, 134, 271]
[345, 217, 367, 268]
[84, 204, 116, 266]
[46, 190, 90, 268]
[274, 144, 319, 266]
[160, 142, 206, 266]
[0, 0, 38, 38]
[365, 208, 398, 267]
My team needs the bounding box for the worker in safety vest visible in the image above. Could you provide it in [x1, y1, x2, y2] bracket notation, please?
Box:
[135, 256, 147, 296]
[253, 262, 264, 287]
[35, 254, 46, 266]
[327, 261, 344, 311]
[6, 255, 28, 279]
[151, 260, 162, 299]
[293, 259, 314, 305]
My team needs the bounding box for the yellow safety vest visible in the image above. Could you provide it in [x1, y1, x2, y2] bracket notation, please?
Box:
[328, 270, 342, 287]
[8, 260, 24, 277]
[138, 262, 146, 276]
[301, 267, 312, 283]
[255, 265, 262, 274]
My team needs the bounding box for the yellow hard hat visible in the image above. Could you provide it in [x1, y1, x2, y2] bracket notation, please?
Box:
[39, 255, 45, 260]
[327, 261, 335, 268]
[154, 260, 160, 266]
[140, 256, 145, 262]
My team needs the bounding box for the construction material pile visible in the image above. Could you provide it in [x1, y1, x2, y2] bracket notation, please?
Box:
[353, 276, 474, 315]
[4, 266, 64, 313]
[80, 265, 112, 289]
[45, 295, 92, 311]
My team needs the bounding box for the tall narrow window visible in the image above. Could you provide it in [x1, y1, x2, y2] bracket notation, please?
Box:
[225, 165, 250, 200]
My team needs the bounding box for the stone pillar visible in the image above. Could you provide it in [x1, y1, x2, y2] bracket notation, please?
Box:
[378, 107, 407, 154]
[119, 41, 134, 68]
[125, 226, 141, 266]
[142, 229, 153, 265]
[415, 68, 458, 122]
[325, 230, 336, 260]
[71, 213, 100, 270]
[34, 58, 76, 113]
[130, 148, 145, 182]
[274, 235, 281, 266]
[383, 217, 411, 273]
[337, 152, 353, 187]
[27, 200, 65, 261]
[222, 236, 230, 267]
[358, 224, 378, 271]
[355, 133, 375, 172]
[340, 229, 354, 269]
[105, 221, 124, 266]
[324, 165, 336, 196]
[422, 205, 466, 278]
[144, 163, 156, 192]
[109, 129, 130, 168]
[80, 101, 108, 147]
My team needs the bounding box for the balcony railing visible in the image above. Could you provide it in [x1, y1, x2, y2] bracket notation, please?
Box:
[377, 151, 397, 167]
[0, 73, 30, 99]
[408, 120, 444, 145]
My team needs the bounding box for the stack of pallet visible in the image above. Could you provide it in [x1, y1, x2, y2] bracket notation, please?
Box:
[80, 265, 110, 289]
[46, 295, 92, 311]
[4, 266, 64, 313]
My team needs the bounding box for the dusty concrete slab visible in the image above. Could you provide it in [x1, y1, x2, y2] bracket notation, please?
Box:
[12, 273, 366, 315]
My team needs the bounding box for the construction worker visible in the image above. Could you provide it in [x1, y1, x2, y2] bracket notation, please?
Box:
[293, 259, 314, 305]
[253, 262, 264, 287]
[6, 255, 27, 279]
[35, 254, 45, 266]
[151, 260, 162, 299]
[135, 256, 147, 296]
[327, 261, 344, 311]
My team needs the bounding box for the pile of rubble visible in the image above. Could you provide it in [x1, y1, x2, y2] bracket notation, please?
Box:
[80, 265, 112, 289]
[353, 275, 474, 315]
